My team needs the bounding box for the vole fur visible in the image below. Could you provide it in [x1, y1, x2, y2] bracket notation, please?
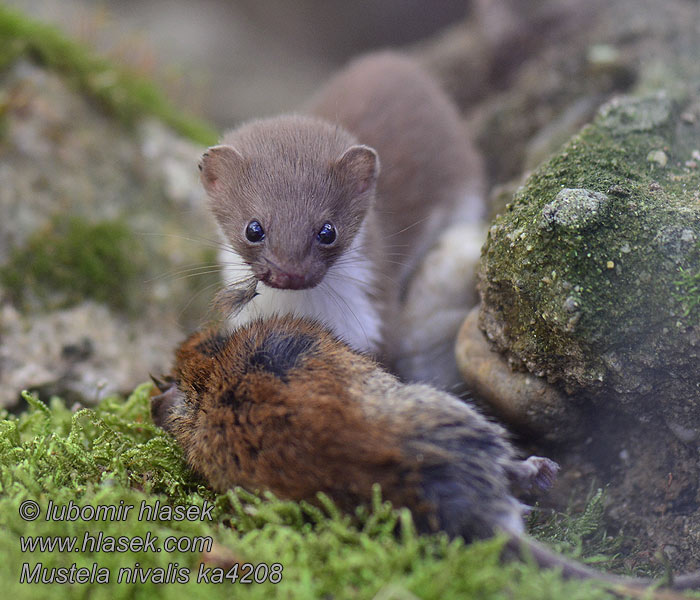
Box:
[151, 315, 700, 594]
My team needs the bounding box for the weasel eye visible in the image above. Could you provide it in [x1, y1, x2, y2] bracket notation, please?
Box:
[317, 223, 336, 245]
[245, 220, 265, 243]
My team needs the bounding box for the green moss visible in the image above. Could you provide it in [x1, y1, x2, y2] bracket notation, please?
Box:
[526, 488, 659, 578]
[0, 5, 217, 145]
[0, 216, 146, 312]
[529, 489, 611, 557]
[0, 385, 641, 599]
[673, 244, 700, 318]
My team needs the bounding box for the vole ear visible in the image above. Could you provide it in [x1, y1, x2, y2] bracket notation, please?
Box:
[150, 378, 187, 432]
[199, 145, 246, 195]
[333, 145, 380, 197]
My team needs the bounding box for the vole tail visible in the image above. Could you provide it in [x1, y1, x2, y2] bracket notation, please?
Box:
[505, 531, 700, 593]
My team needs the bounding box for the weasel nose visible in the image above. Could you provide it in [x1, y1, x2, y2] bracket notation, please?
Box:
[266, 270, 309, 290]
[280, 272, 306, 289]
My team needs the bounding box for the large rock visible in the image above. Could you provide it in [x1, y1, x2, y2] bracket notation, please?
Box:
[425, 0, 700, 574]
[477, 93, 700, 434]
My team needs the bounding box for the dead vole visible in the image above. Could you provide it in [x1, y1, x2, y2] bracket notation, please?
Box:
[199, 51, 483, 356]
[151, 315, 700, 594]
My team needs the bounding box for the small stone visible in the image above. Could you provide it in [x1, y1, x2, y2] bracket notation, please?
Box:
[540, 188, 610, 231]
[647, 149, 668, 167]
[599, 93, 673, 133]
[666, 420, 698, 443]
[655, 225, 699, 262]
[587, 44, 620, 68]
[681, 229, 696, 243]
[564, 296, 580, 312]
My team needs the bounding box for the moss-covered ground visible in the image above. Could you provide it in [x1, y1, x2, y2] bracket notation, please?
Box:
[1, 384, 666, 599]
[0, 5, 217, 145]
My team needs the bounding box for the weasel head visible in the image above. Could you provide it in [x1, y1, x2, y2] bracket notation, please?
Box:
[199, 116, 379, 291]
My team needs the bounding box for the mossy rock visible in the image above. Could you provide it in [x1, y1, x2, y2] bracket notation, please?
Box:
[0, 5, 216, 145]
[0, 7, 224, 407]
[478, 92, 700, 431]
[0, 216, 146, 313]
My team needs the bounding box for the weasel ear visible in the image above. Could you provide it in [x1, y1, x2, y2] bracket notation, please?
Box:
[199, 145, 246, 195]
[333, 145, 380, 197]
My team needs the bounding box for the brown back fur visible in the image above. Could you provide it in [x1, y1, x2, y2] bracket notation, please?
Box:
[155, 317, 425, 515]
[152, 315, 532, 540]
[307, 51, 484, 284]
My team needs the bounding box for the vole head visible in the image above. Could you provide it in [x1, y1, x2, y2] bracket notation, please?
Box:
[200, 116, 379, 290]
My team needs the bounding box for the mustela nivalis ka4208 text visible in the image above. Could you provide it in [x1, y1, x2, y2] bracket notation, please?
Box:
[199, 51, 483, 356]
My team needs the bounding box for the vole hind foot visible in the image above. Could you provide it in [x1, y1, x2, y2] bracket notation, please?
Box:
[508, 456, 560, 492]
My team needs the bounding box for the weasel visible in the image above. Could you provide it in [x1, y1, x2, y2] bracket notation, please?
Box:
[152, 315, 700, 594]
[199, 51, 483, 356]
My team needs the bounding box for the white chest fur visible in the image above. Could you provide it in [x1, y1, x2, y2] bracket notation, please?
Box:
[219, 224, 382, 354]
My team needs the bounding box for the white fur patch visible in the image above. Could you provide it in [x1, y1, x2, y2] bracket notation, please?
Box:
[219, 223, 382, 354]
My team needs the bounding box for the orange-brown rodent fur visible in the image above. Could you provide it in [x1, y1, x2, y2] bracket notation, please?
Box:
[153, 317, 427, 520]
[152, 315, 551, 540]
[151, 316, 700, 590]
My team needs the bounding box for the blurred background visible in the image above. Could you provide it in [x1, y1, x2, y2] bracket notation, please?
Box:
[5, 0, 469, 127]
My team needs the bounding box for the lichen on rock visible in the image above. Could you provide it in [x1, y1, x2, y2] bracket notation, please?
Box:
[478, 92, 700, 430]
[539, 188, 611, 232]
